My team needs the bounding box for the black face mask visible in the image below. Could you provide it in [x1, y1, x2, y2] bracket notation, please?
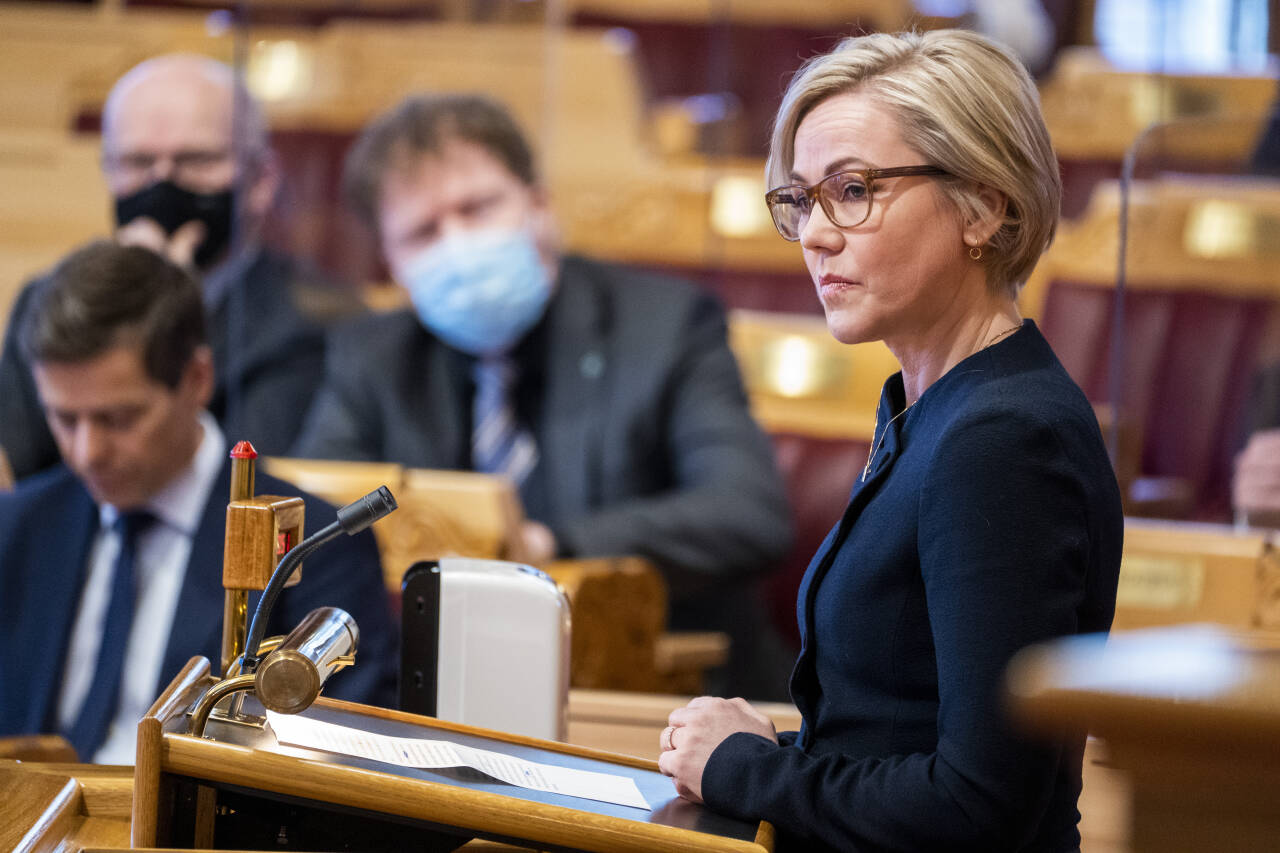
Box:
[113, 180, 235, 270]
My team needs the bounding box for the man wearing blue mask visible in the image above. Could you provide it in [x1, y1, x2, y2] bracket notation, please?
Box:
[0, 54, 364, 480]
[294, 93, 794, 699]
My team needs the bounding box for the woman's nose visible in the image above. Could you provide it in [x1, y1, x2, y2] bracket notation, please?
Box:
[799, 202, 843, 253]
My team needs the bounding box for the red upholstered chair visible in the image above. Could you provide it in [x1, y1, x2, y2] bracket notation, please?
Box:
[1023, 177, 1280, 521]
[1039, 49, 1276, 220]
[729, 310, 895, 642]
[1039, 281, 1276, 519]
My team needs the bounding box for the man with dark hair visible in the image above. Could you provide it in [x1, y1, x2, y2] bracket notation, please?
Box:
[295, 93, 793, 698]
[0, 54, 363, 480]
[0, 242, 396, 763]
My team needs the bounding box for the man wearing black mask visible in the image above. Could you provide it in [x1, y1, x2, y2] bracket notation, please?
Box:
[0, 54, 364, 479]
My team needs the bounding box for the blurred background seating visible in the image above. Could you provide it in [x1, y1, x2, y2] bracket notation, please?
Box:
[260, 456, 728, 694]
[1023, 172, 1280, 520]
[3, 0, 1280, 710]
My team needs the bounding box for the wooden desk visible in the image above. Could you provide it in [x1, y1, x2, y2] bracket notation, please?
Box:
[1008, 625, 1280, 853]
[1115, 520, 1280, 631]
[1041, 48, 1277, 165]
[5, 686, 1130, 852]
[120, 659, 773, 851]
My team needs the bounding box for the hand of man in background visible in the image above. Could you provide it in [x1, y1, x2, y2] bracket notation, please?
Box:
[116, 217, 206, 271]
[1234, 429, 1280, 525]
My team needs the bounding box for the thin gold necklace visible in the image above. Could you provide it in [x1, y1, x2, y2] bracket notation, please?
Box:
[861, 402, 914, 482]
[860, 323, 1020, 483]
[985, 323, 1022, 348]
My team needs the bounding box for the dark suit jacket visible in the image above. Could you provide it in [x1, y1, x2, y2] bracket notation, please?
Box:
[1244, 361, 1280, 434]
[0, 459, 398, 739]
[294, 255, 791, 600]
[1250, 89, 1280, 176]
[293, 256, 793, 697]
[702, 322, 1125, 852]
[0, 248, 364, 480]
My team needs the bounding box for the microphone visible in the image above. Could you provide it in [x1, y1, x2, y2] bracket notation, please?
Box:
[337, 485, 398, 534]
[241, 486, 397, 671]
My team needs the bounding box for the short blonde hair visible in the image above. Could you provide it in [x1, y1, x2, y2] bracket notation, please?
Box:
[768, 30, 1060, 296]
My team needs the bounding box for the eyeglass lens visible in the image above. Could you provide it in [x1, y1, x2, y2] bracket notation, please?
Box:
[769, 172, 871, 240]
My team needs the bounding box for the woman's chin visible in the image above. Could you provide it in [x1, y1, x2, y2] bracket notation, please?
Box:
[822, 309, 877, 346]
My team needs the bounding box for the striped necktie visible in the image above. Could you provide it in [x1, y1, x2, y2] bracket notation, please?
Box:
[64, 510, 154, 762]
[471, 357, 538, 485]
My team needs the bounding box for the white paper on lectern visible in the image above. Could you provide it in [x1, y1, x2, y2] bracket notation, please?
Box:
[265, 711, 650, 810]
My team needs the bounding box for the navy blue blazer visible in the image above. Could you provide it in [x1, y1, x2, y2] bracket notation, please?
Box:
[0, 459, 398, 739]
[702, 322, 1124, 852]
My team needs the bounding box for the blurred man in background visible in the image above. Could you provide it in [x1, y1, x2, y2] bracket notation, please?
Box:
[295, 93, 794, 699]
[0, 242, 395, 763]
[0, 54, 363, 480]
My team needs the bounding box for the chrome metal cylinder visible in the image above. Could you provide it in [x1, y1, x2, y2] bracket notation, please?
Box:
[254, 607, 359, 714]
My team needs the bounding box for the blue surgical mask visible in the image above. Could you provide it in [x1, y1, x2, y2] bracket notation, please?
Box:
[400, 227, 553, 357]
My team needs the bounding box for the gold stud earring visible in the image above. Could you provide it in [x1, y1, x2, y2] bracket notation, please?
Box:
[968, 246, 983, 261]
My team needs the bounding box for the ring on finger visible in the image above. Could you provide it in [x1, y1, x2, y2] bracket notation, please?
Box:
[661, 725, 675, 751]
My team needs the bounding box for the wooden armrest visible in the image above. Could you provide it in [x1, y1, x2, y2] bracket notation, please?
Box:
[0, 734, 78, 763]
[544, 559, 735, 694]
[545, 556, 666, 692]
[653, 631, 730, 674]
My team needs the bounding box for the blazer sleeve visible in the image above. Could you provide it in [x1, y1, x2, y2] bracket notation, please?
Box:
[702, 409, 1109, 851]
[216, 318, 330, 457]
[552, 294, 793, 586]
[290, 322, 384, 462]
[0, 281, 61, 479]
[220, 258, 368, 457]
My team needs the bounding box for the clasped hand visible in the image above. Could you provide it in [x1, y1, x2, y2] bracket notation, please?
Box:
[1235, 429, 1280, 521]
[116, 217, 206, 271]
[657, 696, 777, 804]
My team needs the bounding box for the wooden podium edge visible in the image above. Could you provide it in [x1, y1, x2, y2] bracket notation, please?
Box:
[140, 684, 770, 852]
[159, 735, 765, 853]
[133, 656, 215, 848]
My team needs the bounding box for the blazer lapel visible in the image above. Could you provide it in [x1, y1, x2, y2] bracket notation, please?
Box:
[536, 265, 608, 521]
[156, 462, 232, 690]
[26, 483, 98, 732]
[790, 400, 906, 720]
[411, 325, 469, 469]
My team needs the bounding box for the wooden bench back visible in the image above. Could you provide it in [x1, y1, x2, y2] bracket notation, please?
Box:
[1116, 519, 1280, 632]
[261, 457, 526, 591]
[728, 308, 897, 441]
[258, 457, 694, 692]
[1023, 177, 1280, 519]
[0, 131, 112, 321]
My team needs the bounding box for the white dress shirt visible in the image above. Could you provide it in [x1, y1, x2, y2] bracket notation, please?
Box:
[55, 412, 226, 764]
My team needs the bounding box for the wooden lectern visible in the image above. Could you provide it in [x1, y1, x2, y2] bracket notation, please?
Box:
[131, 658, 774, 852]
[1007, 625, 1280, 853]
[2, 443, 768, 850]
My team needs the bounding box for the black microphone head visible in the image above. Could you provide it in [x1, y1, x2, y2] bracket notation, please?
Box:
[336, 485, 398, 535]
